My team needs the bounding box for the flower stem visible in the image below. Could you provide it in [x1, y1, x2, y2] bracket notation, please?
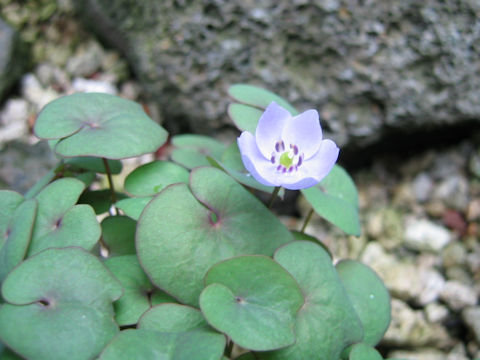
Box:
[268, 186, 281, 209]
[102, 158, 118, 215]
[300, 208, 315, 233]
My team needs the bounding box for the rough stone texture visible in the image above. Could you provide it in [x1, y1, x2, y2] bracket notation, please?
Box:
[74, 0, 480, 145]
[0, 17, 26, 101]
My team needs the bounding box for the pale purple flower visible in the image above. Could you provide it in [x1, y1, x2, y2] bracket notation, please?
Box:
[237, 101, 339, 190]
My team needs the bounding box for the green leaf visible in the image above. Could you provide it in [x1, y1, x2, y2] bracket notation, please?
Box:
[227, 103, 263, 134]
[200, 256, 304, 351]
[346, 343, 383, 360]
[0, 191, 24, 240]
[98, 329, 226, 360]
[139, 303, 208, 332]
[34, 92, 168, 159]
[0, 247, 122, 360]
[228, 84, 299, 115]
[136, 166, 293, 306]
[0, 200, 37, 284]
[125, 161, 190, 197]
[301, 165, 361, 236]
[290, 230, 332, 259]
[104, 255, 175, 326]
[171, 134, 226, 169]
[65, 157, 123, 174]
[259, 241, 363, 359]
[116, 197, 153, 221]
[28, 178, 101, 256]
[24, 168, 57, 199]
[101, 216, 137, 256]
[78, 189, 127, 215]
[336, 260, 391, 346]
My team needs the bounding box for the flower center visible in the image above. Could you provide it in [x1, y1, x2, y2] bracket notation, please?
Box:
[271, 140, 304, 173]
[280, 151, 294, 169]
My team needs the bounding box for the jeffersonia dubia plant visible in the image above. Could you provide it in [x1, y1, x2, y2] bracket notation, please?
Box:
[0, 86, 392, 360]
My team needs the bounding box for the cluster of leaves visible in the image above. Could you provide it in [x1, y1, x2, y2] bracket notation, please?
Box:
[0, 87, 391, 360]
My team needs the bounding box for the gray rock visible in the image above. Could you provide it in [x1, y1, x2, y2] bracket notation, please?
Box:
[383, 299, 452, 348]
[412, 172, 434, 203]
[20, 73, 59, 111]
[424, 302, 449, 323]
[462, 307, 480, 344]
[74, 1, 480, 144]
[433, 175, 470, 211]
[66, 40, 104, 77]
[0, 18, 27, 101]
[404, 217, 452, 253]
[440, 281, 478, 311]
[0, 98, 29, 147]
[71, 77, 118, 94]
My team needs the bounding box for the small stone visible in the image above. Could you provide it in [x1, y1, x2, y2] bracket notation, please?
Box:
[442, 242, 468, 268]
[417, 269, 446, 305]
[383, 299, 452, 348]
[412, 172, 434, 203]
[442, 209, 467, 236]
[388, 348, 447, 360]
[461, 307, 480, 344]
[404, 217, 452, 253]
[20, 73, 59, 111]
[366, 207, 403, 249]
[467, 199, 480, 221]
[71, 77, 117, 95]
[433, 175, 470, 211]
[445, 266, 473, 286]
[0, 98, 29, 146]
[66, 41, 104, 77]
[440, 281, 478, 311]
[425, 302, 449, 323]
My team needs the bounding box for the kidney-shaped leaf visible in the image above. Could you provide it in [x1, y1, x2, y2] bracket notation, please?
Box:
[0, 247, 123, 360]
[125, 161, 190, 197]
[116, 196, 153, 221]
[259, 241, 363, 360]
[171, 134, 226, 170]
[29, 178, 101, 255]
[301, 165, 361, 236]
[101, 216, 137, 256]
[34, 92, 168, 159]
[136, 167, 293, 306]
[200, 256, 304, 351]
[104, 255, 176, 326]
[98, 329, 226, 360]
[0, 199, 37, 284]
[138, 303, 208, 332]
[336, 260, 391, 347]
[346, 343, 384, 360]
[0, 190, 24, 240]
[228, 84, 299, 115]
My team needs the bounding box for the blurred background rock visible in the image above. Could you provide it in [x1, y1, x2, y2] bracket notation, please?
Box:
[0, 1, 479, 359]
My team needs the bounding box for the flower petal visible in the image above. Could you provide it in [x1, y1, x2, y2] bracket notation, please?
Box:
[255, 102, 291, 158]
[282, 109, 322, 159]
[237, 131, 277, 187]
[280, 139, 339, 190]
[301, 139, 339, 182]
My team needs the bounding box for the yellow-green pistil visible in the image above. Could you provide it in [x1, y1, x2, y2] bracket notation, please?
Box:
[272, 141, 303, 173]
[280, 151, 294, 169]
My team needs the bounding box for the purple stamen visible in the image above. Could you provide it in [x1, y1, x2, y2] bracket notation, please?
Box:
[289, 167, 294, 172]
[297, 154, 303, 167]
[277, 165, 282, 171]
[282, 167, 287, 173]
[270, 154, 275, 164]
[293, 145, 299, 155]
